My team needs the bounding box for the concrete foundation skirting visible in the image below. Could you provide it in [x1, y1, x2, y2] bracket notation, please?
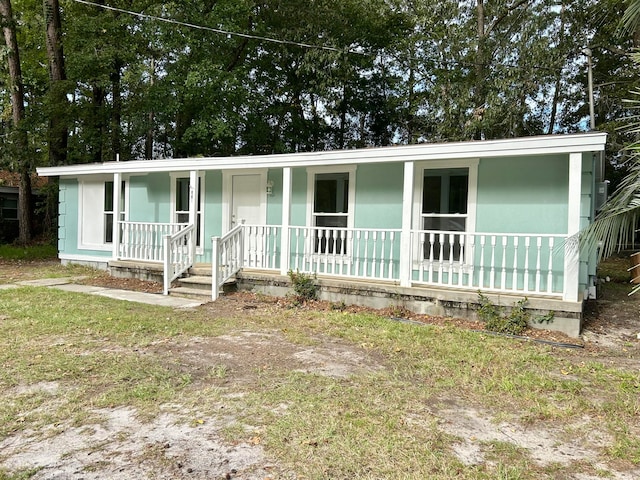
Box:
[236, 271, 584, 338]
[61, 258, 109, 271]
[109, 261, 165, 283]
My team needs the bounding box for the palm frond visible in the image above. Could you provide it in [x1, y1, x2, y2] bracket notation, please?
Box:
[580, 153, 640, 260]
[620, 0, 640, 36]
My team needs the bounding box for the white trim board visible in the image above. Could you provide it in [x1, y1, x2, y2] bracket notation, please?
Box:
[38, 133, 607, 178]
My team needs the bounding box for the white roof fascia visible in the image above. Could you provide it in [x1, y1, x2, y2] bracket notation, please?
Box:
[37, 132, 608, 178]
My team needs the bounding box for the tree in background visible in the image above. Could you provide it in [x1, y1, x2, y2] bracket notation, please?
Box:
[3, 0, 640, 243]
[1, 0, 33, 244]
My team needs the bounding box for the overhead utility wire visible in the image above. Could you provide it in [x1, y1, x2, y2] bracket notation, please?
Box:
[73, 0, 368, 55]
[72, 0, 585, 74]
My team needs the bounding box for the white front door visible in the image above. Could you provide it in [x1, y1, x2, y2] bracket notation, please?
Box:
[224, 171, 268, 268]
[231, 174, 263, 228]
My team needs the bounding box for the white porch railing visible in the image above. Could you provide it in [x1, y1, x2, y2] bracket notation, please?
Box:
[288, 226, 402, 281]
[243, 225, 282, 269]
[118, 221, 187, 262]
[211, 224, 244, 301]
[410, 230, 567, 296]
[115, 222, 572, 300]
[163, 224, 195, 295]
[241, 226, 567, 297]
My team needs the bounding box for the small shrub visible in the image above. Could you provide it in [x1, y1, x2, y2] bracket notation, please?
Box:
[535, 311, 555, 324]
[287, 270, 318, 302]
[330, 301, 347, 311]
[477, 293, 529, 336]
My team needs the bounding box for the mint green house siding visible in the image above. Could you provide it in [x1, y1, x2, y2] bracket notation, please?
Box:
[57, 179, 75, 254]
[290, 168, 308, 227]
[353, 163, 404, 229]
[203, 170, 223, 243]
[266, 168, 283, 225]
[128, 173, 170, 223]
[475, 154, 569, 234]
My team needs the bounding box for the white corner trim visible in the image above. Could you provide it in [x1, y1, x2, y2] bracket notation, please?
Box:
[563, 152, 583, 302]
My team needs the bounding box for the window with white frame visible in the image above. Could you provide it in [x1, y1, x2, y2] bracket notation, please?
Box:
[308, 167, 355, 255]
[104, 180, 126, 244]
[414, 160, 478, 262]
[172, 175, 204, 249]
[78, 178, 128, 250]
[421, 169, 468, 260]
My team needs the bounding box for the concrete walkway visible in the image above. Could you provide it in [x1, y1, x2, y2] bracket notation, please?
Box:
[3, 278, 207, 309]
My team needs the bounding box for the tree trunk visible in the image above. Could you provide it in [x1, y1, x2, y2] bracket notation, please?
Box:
[43, 0, 67, 240]
[44, 0, 67, 166]
[1, 0, 33, 244]
[111, 59, 122, 161]
[91, 86, 105, 163]
[473, 0, 486, 140]
[145, 58, 155, 160]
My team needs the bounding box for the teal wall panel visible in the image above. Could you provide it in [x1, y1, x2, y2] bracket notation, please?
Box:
[59, 179, 78, 254]
[353, 163, 403, 229]
[291, 168, 307, 226]
[267, 168, 283, 225]
[128, 173, 170, 223]
[204, 170, 223, 239]
[475, 154, 569, 234]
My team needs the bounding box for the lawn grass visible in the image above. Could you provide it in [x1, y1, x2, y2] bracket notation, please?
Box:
[0, 265, 638, 478]
[0, 244, 57, 260]
[597, 251, 637, 283]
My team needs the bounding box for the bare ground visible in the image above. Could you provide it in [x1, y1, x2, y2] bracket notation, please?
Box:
[1, 260, 639, 479]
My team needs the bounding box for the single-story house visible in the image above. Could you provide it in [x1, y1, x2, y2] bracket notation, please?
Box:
[37, 132, 608, 336]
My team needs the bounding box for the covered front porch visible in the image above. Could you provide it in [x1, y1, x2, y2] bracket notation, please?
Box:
[112, 220, 578, 301]
[107, 220, 583, 336]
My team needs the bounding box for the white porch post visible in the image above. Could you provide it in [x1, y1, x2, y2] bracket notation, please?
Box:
[189, 170, 198, 260]
[112, 173, 121, 260]
[280, 167, 292, 276]
[564, 152, 582, 302]
[400, 161, 414, 287]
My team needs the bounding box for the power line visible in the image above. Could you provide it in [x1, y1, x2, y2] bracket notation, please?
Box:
[72, 0, 368, 56]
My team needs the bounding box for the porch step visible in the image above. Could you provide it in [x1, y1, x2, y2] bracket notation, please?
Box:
[188, 264, 212, 276]
[169, 286, 213, 299]
[169, 274, 236, 299]
[175, 275, 213, 292]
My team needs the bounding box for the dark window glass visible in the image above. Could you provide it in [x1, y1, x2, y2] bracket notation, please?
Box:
[421, 168, 469, 261]
[104, 181, 114, 211]
[314, 173, 348, 214]
[1, 197, 18, 220]
[176, 178, 190, 212]
[313, 173, 349, 254]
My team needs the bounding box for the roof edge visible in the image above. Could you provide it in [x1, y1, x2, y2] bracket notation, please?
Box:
[37, 132, 608, 177]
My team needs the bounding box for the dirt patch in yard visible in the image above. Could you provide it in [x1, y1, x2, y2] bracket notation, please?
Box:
[1, 406, 274, 480]
[156, 328, 386, 386]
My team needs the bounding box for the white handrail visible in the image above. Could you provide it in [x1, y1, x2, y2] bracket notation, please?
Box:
[211, 223, 245, 300]
[163, 224, 195, 295]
